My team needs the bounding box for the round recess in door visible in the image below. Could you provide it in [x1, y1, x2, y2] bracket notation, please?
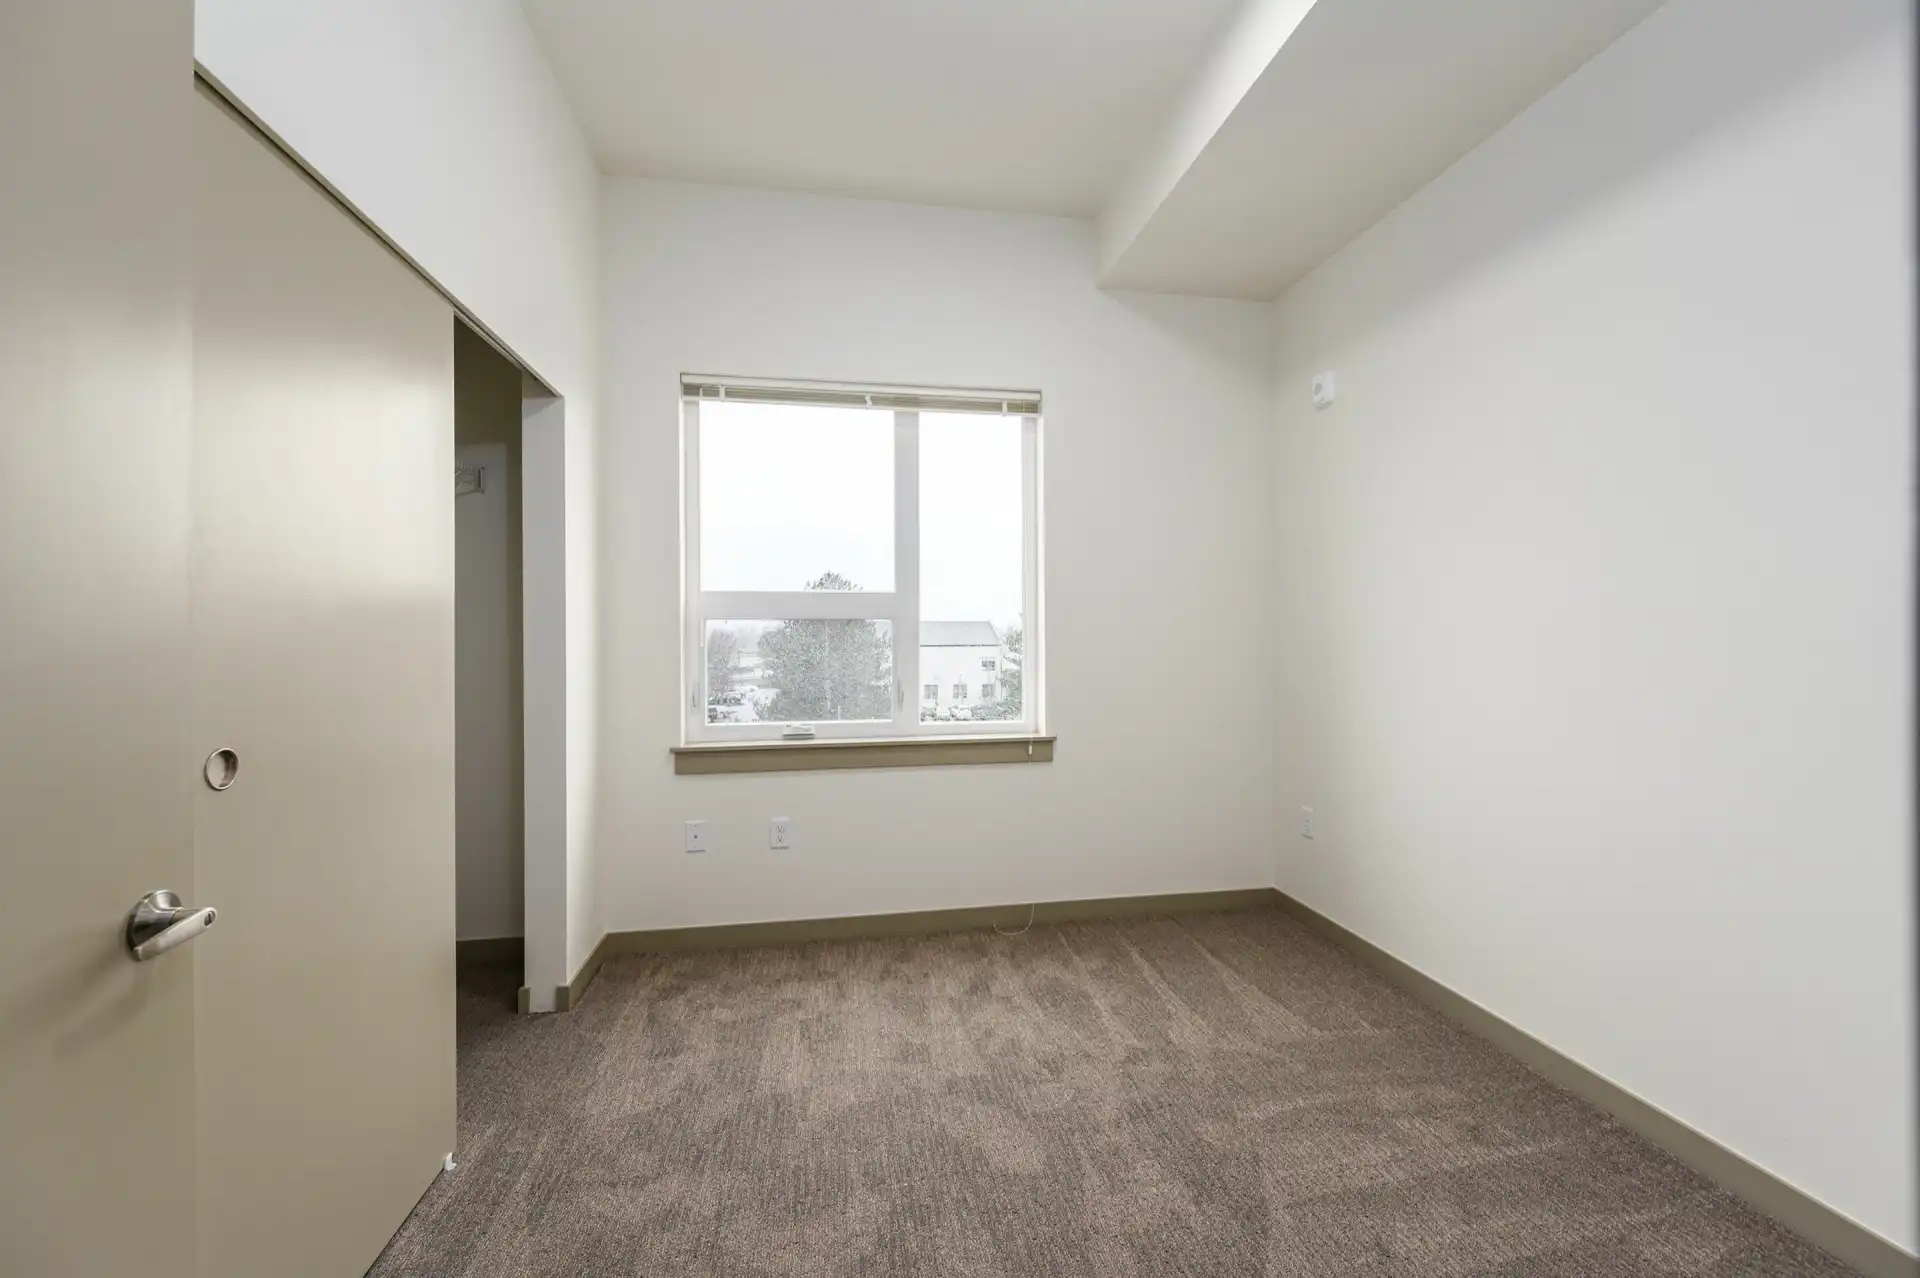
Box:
[203, 747, 240, 792]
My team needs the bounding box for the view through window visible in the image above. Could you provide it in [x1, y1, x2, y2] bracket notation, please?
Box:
[684, 380, 1038, 741]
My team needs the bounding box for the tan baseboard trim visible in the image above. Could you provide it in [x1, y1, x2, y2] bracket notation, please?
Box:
[601, 887, 1277, 959]
[554, 932, 612, 1012]
[455, 936, 523, 971]
[555, 888, 1277, 1011]
[1271, 889, 1918, 1278]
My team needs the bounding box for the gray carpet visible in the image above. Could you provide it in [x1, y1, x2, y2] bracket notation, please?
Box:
[371, 909, 1858, 1276]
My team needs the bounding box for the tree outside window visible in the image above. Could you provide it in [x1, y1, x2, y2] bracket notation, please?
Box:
[758, 572, 892, 723]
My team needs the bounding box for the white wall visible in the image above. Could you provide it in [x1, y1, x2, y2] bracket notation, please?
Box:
[455, 441, 522, 940]
[600, 179, 1275, 929]
[195, 0, 602, 1001]
[194, 0, 594, 393]
[1271, 0, 1914, 1253]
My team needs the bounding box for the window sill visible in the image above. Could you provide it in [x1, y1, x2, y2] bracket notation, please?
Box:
[672, 734, 1055, 776]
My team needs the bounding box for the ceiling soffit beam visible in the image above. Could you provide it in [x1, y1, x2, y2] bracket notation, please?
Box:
[1097, 0, 1320, 284]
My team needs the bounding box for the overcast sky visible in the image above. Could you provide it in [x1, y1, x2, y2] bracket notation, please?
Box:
[700, 402, 1023, 631]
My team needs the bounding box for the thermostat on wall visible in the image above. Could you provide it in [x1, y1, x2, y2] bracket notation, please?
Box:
[1311, 371, 1336, 410]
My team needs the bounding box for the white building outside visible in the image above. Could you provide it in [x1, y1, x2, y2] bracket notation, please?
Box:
[917, 620, 1005, 721]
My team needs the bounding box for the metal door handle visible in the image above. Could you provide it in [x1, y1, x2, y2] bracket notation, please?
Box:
[125, 889, 217, 961]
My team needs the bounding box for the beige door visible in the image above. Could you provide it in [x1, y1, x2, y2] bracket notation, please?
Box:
[0, 3, 200, 1276]
[191, 88, 457, 1277]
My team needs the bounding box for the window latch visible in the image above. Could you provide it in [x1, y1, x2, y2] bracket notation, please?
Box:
[781, 724, 817, 741]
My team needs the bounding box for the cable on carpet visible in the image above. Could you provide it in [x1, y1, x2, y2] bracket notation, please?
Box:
[994, 903, 1037, 936]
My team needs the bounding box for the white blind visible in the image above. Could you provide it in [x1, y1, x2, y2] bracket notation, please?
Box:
[682, 375, 1040, 417]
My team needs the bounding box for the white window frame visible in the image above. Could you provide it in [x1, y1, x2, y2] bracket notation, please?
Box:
[681, 375, 1042, 744]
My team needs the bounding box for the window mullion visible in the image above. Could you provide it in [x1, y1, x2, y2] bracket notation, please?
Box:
[893, 409, 919, 733]
[701, 590, 896, 620]
[684, 399, 705, 739]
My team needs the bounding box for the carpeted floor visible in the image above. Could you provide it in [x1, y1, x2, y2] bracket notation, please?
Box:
[370, 909, 1858, 1276]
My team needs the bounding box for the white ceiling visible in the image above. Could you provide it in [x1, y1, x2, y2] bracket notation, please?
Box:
[1098, 0, 1667, 297]
[522, 0, 1667, 296]
[519, 0, 1241, 217]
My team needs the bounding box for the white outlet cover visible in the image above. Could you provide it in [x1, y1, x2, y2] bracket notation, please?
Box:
[770, 818, 792, 850]
[685, 820, 707, 853]
[1311, 371, 1336, 409]
[1299, 806, 1315, 839]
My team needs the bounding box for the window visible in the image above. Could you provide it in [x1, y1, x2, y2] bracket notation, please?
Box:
[684, 376, 1039, 742]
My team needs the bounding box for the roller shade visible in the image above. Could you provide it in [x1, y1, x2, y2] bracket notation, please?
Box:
[683, 376, 1040, 416]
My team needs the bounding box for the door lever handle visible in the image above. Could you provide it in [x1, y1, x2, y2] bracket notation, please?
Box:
[125, 889, 217, 961]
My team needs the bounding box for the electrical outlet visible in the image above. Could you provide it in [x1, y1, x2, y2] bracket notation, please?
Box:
[685, 820, 707, 853]
[769, 818, 792, 850]
[1299, 806, 1315, 839]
